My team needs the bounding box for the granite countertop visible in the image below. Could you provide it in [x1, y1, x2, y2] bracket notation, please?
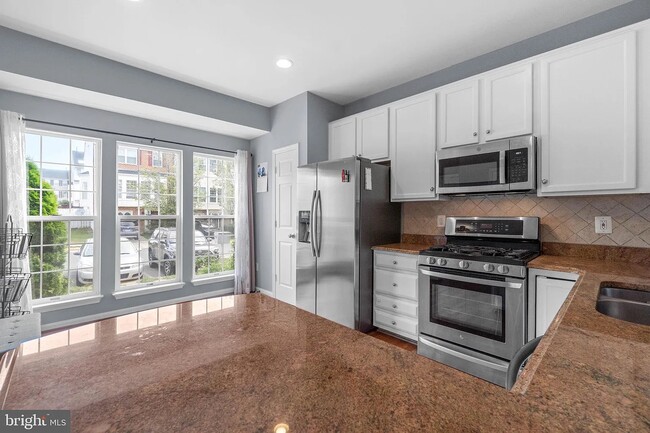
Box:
[4, 278, 649, 432]
[371, 243, 429, 255]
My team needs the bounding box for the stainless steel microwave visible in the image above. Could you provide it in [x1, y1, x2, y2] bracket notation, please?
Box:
[436, 135, 536, 195]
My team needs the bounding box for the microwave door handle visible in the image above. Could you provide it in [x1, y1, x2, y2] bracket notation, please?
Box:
[419, 269, 523, 289]
[499, 150, 506, 184]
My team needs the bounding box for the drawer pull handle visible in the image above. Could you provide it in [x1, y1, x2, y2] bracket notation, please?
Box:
[391, 321, 396, 325]
[392, 304, 397, 309]
[392, 260, 397, 265]
[392, 283, 397, 287]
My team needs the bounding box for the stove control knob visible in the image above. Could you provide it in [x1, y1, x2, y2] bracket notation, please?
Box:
[483, 264, 495, 272]
[437, 258, 447, 266]
[497, 265, 510, 274]
[458, 260, 470, 269]
[427, 257, 435, 265]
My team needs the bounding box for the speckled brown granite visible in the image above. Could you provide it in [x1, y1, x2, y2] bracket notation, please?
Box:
[371, 243, 428, 254]
[400, 233, 446, 245]
[372, 235, 445, 255]
[4, 290, 649, 432]
[543, 241, 650, 265]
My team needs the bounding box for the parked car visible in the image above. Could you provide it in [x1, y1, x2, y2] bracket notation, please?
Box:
[120, 221, 139, 239]
[148, 228, 219, 276]
[76, 237, 142, 285]
[195, 220, 215, 239]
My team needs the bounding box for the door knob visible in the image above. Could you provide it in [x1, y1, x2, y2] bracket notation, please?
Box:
[288, 233, 296, 239]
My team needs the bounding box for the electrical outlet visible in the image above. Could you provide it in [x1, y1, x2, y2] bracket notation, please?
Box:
[595, 216, 612, 234]
[437, 215, 446, 227]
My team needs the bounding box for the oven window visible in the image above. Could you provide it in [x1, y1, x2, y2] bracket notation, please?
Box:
[430, 277, 506, 342]
[438, 152, 500, 187]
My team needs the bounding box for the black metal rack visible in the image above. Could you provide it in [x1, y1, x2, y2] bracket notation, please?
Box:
[0, 216, 32, 318]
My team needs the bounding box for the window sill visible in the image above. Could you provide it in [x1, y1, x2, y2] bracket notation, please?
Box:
[192, 275, 234, 286]
[113, 282, 185, 300]
[33, 295, 104, 313]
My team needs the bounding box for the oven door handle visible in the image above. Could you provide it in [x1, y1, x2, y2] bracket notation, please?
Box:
[418, 336, 509, 372]
[419, 268, 523, 289]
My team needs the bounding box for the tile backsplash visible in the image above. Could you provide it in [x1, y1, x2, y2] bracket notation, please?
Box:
[402, 194, 650, 248]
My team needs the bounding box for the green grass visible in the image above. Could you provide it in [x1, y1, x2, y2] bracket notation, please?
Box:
[71, 227, 93, 244]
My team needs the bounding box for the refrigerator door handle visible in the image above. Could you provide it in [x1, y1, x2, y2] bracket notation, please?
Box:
[316, 189, 323, 257]
[310, 190, 317, 257]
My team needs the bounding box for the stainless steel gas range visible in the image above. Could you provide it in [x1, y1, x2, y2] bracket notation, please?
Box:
[417, 216, 540, 387]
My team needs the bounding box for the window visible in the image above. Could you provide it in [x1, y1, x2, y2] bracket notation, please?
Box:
[152, 151, 162, 167]
[193, 154, 235, 279]
[126, 180, 137, 199]
[116, 142, 181, 291]
[25, 130, 100, 303]
[117, 147, 137, 165]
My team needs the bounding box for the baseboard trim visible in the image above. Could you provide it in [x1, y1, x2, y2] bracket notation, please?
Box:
[257, 287, 273, 298]
[41, 287, 234, 332]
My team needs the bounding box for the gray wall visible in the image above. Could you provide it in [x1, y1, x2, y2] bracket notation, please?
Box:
[0, 89, 249, 328]
[344, 0, 650, 115]
[250, 92, 343, 291]
[0, 26, 271, 132]
[307, 93, 345, 164]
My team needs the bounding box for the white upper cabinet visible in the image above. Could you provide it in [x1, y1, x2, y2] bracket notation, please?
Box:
[328, 116, 356, 160]
[539, 31, 637, 194]
[356, 107, 389, 161]
[481, 63, 533, 141]
[389, 92, 437, 201]
[438, 80, 479, 148]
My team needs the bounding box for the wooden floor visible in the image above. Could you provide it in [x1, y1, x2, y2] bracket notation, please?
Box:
[368, 330, 417, 352]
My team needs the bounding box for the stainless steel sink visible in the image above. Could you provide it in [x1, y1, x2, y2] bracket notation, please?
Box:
[596, 287, 650, 326]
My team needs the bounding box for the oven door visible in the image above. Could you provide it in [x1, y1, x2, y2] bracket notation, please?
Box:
[418, 266, 525, 360]
[436, 140, 509, 194]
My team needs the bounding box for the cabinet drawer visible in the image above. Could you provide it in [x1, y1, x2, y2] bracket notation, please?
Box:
[375, 294, 418, 318]
[374, 252, 418, 273]
[374, 269, 418, 300]
[374, 310, 418, 339]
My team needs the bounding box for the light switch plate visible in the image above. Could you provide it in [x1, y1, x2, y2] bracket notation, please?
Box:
[595, 216, 612, 234]
[437, 215, 446, 228]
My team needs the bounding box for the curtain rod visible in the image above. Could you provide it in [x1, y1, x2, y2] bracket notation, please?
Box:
[23, 118, 241, 155]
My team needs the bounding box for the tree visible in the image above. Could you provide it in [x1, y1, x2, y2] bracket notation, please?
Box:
[27, 161, 68, 298]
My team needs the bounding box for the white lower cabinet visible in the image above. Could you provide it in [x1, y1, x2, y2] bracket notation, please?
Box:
[373, 251, 418, 341]
[528, 269, 578, 339]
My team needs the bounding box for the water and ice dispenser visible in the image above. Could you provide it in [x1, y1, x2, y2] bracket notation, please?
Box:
[298, 210, 311, 243]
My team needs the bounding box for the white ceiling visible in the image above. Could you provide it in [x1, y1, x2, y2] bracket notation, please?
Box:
[0, 0, 632, 107]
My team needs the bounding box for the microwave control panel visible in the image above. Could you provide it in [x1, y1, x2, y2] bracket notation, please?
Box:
[507, 148, 528, 183]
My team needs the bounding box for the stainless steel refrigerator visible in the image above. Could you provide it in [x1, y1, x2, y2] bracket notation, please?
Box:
[296, 156, 401, 332]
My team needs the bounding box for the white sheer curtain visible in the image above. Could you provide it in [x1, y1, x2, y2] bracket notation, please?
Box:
[0, 110, 32, 312]
[234, 150, 255, 294]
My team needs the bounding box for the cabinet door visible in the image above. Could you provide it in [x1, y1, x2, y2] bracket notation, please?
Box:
[389, 93, 436, 201]
[482, 63, 532, 141]
[535, 276, 575, 337]
[356, 107, 389, 161]
[540, 31, 636, 193]
[328, 117, 356, 160]
[438, 80, 479, 148]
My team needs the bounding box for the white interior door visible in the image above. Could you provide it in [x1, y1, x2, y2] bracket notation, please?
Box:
[273, 144, 298, 304]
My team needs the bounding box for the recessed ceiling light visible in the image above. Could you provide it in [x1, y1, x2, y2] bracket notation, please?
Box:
[276, 58, 293, 69]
